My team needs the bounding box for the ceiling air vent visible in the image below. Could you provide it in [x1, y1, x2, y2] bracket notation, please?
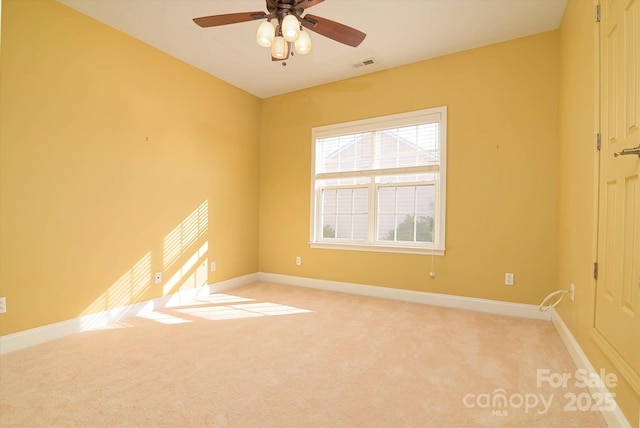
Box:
[352, 58, 377, 69]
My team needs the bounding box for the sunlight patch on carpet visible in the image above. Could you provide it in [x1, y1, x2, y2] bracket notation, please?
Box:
[173, 301, 312, 321]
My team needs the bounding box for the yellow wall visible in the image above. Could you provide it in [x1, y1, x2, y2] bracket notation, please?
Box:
[556, 0, 639, 425]
[259, 31, 559, 305]
[0, 0, 261, 335]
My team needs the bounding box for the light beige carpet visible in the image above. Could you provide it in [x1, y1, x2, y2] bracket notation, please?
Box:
[0, 282, 606, 427]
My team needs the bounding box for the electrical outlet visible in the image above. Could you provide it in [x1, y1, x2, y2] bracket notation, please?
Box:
[154, 272, 162, 284]
[210, 261, 216, 272]
[569, 283, 575, 301]
[296, 256, 301, 266]
[505, 273, 514, 286]
[0, 297, 6, 314]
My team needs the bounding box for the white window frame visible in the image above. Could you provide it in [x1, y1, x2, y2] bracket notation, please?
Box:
[310, 107, 447, 255]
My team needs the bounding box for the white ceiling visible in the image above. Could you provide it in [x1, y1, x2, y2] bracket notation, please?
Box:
[58, 0, 568, 99]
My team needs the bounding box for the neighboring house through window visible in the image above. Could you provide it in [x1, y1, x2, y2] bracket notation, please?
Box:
[310, 106, 447, 255]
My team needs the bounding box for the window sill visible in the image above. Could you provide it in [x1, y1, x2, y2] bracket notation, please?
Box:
[309, 242, 445, 256]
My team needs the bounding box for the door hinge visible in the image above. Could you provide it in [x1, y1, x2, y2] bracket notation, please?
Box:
[593, 262, 599, 280]
[596, 133, 601, 151]
[595, 4, 601, 22]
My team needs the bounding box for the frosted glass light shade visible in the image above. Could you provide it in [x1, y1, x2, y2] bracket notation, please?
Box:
[271, 36, 288, 59]
[256, 21, 275, 47]
[282, 15, 300, 42]
[294, 30, 312, 55]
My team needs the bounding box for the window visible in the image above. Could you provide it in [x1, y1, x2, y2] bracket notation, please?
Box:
[310, 107, 447, 255]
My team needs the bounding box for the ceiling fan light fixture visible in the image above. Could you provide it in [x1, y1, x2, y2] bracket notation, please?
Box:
[281, 14, 300, 42]
[271, 35, 288, 59]
[256, 20, 275, 47]
[193, 0, 367, 63]
[294, 30, 312, 55]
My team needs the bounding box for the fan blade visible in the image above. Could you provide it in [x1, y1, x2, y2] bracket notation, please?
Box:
[294, 0, 325, 10]
[193, 11, 267, 28]
[301, 14, 366, 47]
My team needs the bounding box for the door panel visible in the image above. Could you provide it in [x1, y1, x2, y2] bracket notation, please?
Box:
[594, 0, 640, 394]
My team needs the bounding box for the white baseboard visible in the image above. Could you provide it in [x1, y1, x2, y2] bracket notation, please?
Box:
[258, 272, 551, 320]
[550, 309, 631, 428]
[0, 273, 258, 355]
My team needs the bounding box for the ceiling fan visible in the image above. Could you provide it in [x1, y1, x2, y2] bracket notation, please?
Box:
[193, 0, 366, 64]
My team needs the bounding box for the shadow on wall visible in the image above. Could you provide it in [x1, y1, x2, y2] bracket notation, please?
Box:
[78, 200, 210, 327]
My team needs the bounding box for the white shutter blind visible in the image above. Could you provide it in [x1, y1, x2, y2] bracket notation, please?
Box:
[315, 111, 442, 178]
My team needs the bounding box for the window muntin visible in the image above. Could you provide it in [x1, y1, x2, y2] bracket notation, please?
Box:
[311, 107, 446, 254]
[377, 184, 435, 243]
[321, 188, 369, 240]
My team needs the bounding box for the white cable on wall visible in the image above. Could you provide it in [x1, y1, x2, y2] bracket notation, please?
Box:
[429, 253, 435, 278]
[539, 289, 572, 312]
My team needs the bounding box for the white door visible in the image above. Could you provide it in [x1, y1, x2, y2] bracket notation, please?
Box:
[593, 0, 640, 394]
